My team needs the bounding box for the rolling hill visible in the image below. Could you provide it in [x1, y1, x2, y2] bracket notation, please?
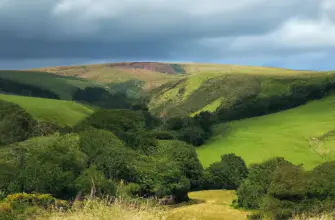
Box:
[31, 62, 334, 117]
[0, 94, 94, 126]
[197, 94, 335, 170]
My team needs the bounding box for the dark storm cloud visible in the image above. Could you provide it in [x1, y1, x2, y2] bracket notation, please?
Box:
[0, 0, 334, 69]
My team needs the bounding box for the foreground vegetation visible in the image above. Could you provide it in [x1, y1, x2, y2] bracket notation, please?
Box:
[2, 62, 335, 219]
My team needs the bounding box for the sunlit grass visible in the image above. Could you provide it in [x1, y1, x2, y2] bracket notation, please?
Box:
[197, 95, 335, 169]
[0, 94, 93, 126]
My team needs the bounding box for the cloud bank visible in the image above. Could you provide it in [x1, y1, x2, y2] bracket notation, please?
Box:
[0, 0, 334, 70]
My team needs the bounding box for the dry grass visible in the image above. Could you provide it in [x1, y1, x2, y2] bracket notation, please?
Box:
[293, 213, 335, 220]
[35, 198, 169, 220]
[34, 191, 248, 220]
[167, 190, 249, 220]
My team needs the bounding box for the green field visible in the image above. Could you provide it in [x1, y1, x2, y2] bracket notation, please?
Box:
[0, 70, 101, 99]
[197, 95, 335, 169]
[0, 94, 94, 126]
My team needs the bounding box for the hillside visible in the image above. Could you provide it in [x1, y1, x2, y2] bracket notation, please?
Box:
[197, 95, 335, 169]
[32, 63, 185, 91]
[0, 94, 94, 126]
[0, 70, 101, 100]
[31, 62, 334, 117]
[149, 70, 334, 117]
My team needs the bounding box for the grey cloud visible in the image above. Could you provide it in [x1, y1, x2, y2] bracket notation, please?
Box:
[0, 0, 334, 69]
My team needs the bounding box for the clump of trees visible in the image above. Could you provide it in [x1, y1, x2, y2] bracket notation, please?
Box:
[165, 111, 212, 146]
[237, 158, 335, 219]
[72, 87, 137, 109]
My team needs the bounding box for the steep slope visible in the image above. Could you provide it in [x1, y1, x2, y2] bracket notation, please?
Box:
[149, 71, 334, 117]
[0, 94, 93, 126]
[0, 70, 101, 100]
[197, 95, 335, 169]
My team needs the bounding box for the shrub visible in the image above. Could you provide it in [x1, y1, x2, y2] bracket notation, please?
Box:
[79, 128, 137, 181]
[6, 193, 56, 208]
[75, 166, 116, 198]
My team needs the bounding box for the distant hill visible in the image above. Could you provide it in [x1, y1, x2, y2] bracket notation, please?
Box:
[0, 94, 94, 126]
[31, 62, 185, 91]
[31, 62, 334, 117]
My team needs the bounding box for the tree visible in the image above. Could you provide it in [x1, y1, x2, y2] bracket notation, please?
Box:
[79, 128, 137, 182]
[156, 140, 204, 190]
[206, 154, 248, 190]
[75, 165, 116, 197]
[0, 100, 37, 145]
[237, 157, 293, 209]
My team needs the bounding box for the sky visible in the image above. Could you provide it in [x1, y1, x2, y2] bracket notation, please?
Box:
[0, 0, 334, 70]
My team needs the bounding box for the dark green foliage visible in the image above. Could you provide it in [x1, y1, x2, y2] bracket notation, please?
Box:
[0, 100, 37, 146]
[206, 154, 248, 190]
[0, 134, 87, 199]
[76, 109, 145, 134]
[134, 157, 191, 202]
[268, 164, 307, 201]
[75, 166, 116, 197]
[217, 76, 335, 122]
[72, 87, 132, 109]
[165, 112, 212, 146]
[150, 130, 174, 140]
[76, 109, 157, 153]
[156, 140, 204, 190]
[79, 128, 137, 181]
[238, 158, 335, 219]
[308, 161, 335, 200]
[237, 157, 293, 209]
[0, 77, 59, 99]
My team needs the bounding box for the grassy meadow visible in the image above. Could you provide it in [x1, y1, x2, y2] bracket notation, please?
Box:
[168, 190, 248, 220]
[0, 94, 93, 126]
[197, 95, 335, 169]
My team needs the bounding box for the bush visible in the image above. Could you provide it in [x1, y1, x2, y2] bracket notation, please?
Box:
[155, 140, 204, 190]
[75, 166, 116, 198]
[6, 193, 56, 208]
[79, 128, 137, 181]
[0, 134, 87, 199]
